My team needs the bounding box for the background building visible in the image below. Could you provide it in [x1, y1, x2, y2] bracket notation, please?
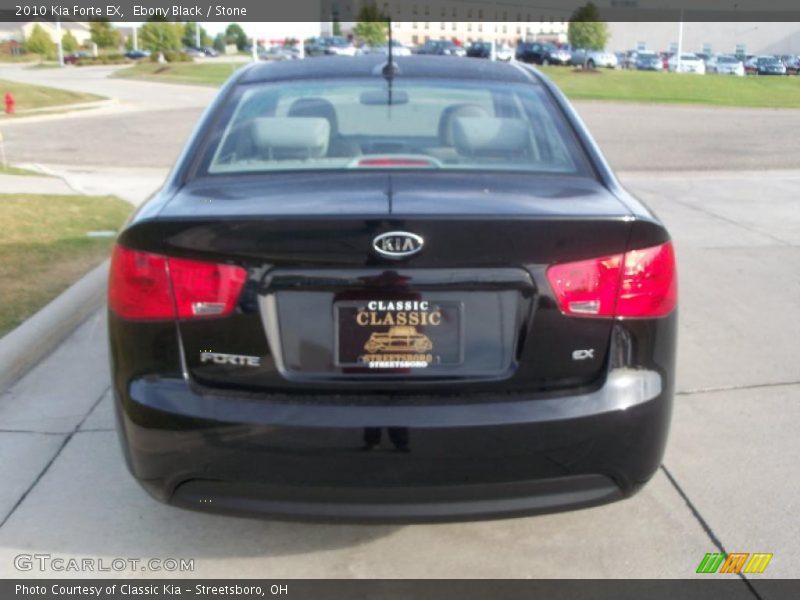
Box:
[323, 1, 568, 46]
[607, 22, 800, 55]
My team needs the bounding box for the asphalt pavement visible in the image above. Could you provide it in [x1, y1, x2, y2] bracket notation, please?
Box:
[0, 64, 797, 583]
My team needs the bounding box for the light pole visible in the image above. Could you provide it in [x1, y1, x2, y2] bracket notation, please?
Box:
[195, 22, 200, 48]
[55, 19, 64, 66]
[676, 10, 684, 73]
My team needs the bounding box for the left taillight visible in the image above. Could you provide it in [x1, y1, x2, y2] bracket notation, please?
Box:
[108, 244, 247, 320]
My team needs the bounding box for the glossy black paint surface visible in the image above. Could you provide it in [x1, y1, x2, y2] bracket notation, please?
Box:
[109, 56, 677, 521]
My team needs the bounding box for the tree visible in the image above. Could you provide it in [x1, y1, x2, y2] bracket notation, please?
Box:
[89, 19, 119, 48]
[25, 24, 54, 56]
[139, 21, 182, 52]
[332, 19, 342, 36]
[212, 33, 226, 53]
[181, 22, 211, 48]
[61, 30, 79, 53]
[353, 3, 387, 47]
[568, 2, 609, 56]
[225, 23, 248, 51]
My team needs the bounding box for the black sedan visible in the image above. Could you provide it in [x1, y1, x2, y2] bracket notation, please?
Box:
[108, 56, 677, 522]
[754, 56, 787, 75]
[515, 42, 571, 66]
[466, 41, 492, 58]
[416, 40, 465, 57]
[124, 49, 150, 60]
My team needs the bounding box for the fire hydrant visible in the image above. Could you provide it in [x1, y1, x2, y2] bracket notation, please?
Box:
[4, 92, 14, 115]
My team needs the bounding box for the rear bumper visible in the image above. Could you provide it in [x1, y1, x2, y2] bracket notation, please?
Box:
[114, 368, 672, 522]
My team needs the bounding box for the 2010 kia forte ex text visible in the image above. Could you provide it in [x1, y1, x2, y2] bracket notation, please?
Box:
[108, 55, 677, 522]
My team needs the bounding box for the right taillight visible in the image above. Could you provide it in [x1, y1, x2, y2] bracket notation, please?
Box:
[616, 242, 677, 318]
[109, 244, 247, 321]
[547, 241, 677, 319]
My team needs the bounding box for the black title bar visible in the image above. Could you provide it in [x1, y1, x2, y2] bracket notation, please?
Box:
[5, 579, 800, 600]
[1, 0, 800, 22]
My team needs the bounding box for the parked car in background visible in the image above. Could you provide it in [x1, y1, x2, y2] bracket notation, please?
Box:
[751, 55, 787, 75]
[495, 44, 513, 61]
[621, 50, 640, 70]
[779, 55, 799, 74]
[63, 51, 94, 65]
[417, 40, 465, 57]
[258, 45, 299, 61]
[305, 36, 357, 57]
[668, 53, 706, 74]
[466, 41, 491, 58]
[570, 49, 618, 69]
[706, 54, 745, 76]
[744, 56, 759, 75]
[124, 50, 150, 60]
[183, 47, 206, 58]
[516, 42, 570, 65]
[635, 52, 662, 71]
[364, 40, 412, 57]
[200, 46, 218, 57]
[467, 42, 513, 61]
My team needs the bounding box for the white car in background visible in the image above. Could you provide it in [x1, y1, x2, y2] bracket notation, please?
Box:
[706, 54, 745, 76]
[495, 44, 513, 61]
[364, 40, 412, 57]
[570, 49, 618, 69]
[668, 53, 706, 74]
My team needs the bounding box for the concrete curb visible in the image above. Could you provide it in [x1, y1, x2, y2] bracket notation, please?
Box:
[0, 99, 119, 125]
[0, 260, 108, 394]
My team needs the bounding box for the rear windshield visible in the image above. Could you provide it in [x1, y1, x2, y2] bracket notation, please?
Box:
[200, 78, 591, 176]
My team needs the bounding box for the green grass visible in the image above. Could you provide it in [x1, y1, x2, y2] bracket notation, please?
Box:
[0, 79, 103, 114]
[0, 54, 39, 63]
[0, 194, 132, 336]
[114, 62, 244, 86]
[0, 164, 45, 177]
[24, 62, 62, 70]
[539, 66, 800, 108]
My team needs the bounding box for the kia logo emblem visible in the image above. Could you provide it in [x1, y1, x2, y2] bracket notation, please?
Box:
[373, 231, 424, 259]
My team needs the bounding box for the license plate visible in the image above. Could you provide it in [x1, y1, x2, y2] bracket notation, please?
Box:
[335, 300, 463, 369]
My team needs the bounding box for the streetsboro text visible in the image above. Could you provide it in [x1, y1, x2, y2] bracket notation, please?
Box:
[16, 584, 282, 595]
[133, 5, 247, 18]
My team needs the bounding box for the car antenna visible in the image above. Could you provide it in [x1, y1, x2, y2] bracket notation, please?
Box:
[382, 16, 397, 105]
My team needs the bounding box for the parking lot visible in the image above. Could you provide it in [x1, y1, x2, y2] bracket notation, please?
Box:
[0, 64, 798, 584]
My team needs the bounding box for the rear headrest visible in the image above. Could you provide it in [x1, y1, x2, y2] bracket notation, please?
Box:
[438, 104, 490, 145]
[251, 117, 330, 159]
[452, 117, 530, 156]
[288, 97, 340, 134]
